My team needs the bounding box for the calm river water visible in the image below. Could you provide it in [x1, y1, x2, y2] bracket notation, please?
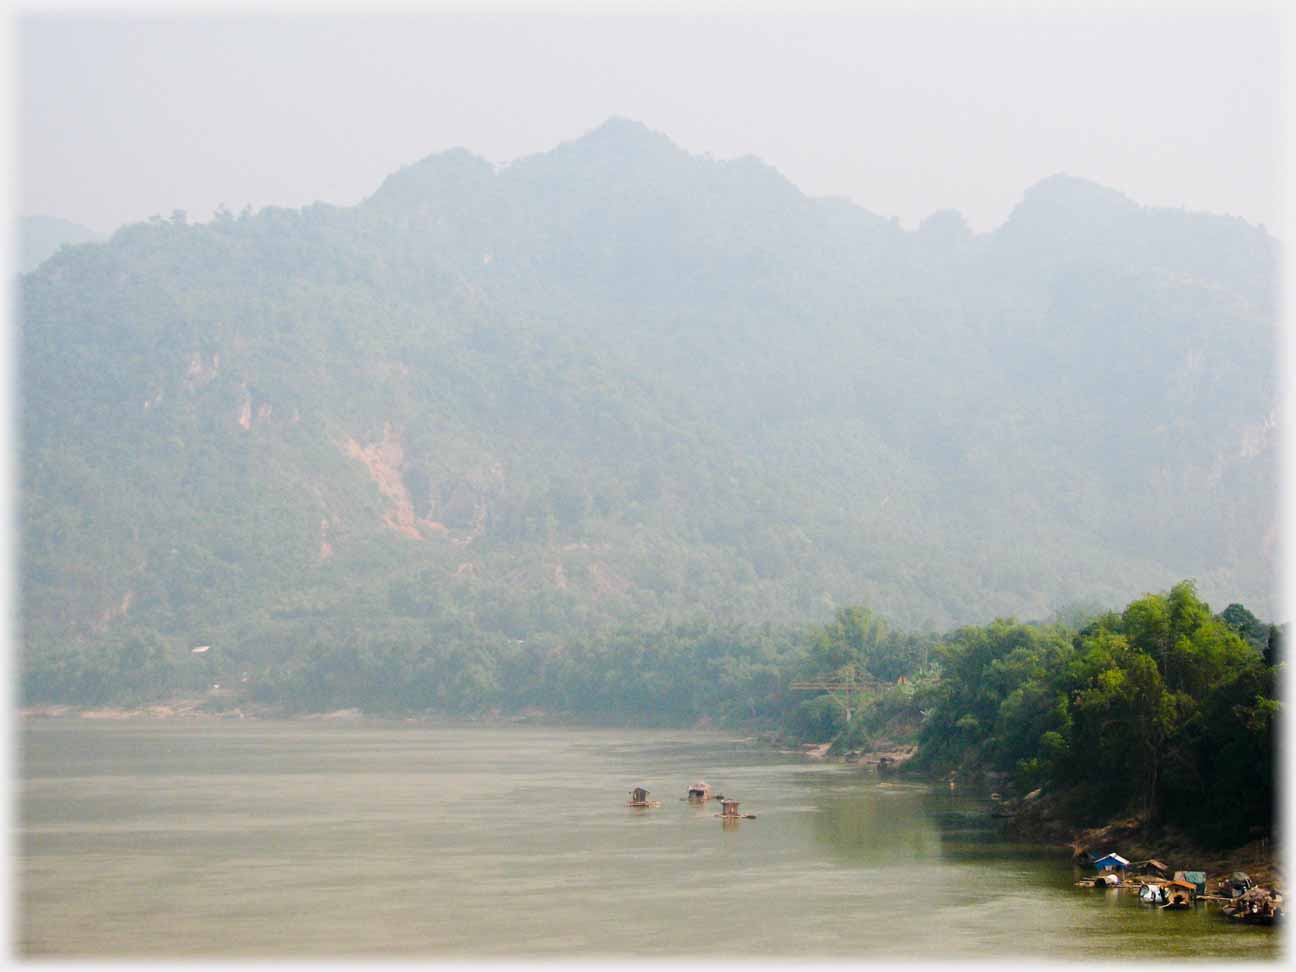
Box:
[17, 719, 1282, 959]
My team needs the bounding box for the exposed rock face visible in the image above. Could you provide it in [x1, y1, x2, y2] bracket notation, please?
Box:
[343, 423, 422, 540]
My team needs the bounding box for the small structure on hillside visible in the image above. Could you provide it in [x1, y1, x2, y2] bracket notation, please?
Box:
[1133, 859, 1169, 878]
[1092, 853, 1130, 874]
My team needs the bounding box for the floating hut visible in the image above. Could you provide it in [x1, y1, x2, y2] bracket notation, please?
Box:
[687, 781, 713, 801]
[716, 798, 756, 820]
[627, 786, 661, 808]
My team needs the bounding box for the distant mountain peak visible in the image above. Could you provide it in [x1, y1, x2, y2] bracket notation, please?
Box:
[1017, 173, 1139, 212]
[547, 116, 687, 165]
[581, 116, 673, 144]
[364, 147, 495, 211]
[991, 173, 1144, 251]
[916, 208, 972, 242]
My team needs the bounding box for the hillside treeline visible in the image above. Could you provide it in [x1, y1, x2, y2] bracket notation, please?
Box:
[23, 580, 1279, 847]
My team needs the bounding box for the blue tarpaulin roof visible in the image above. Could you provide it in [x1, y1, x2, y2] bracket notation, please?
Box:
[1093, 853, 1130, 869]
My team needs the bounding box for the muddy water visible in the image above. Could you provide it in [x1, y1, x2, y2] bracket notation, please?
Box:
[16, 720, 1282, 958]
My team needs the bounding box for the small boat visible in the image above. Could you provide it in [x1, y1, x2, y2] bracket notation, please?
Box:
[1217, 872, 1255, 899]
[1226, 888, 1283, 925]
[1159, 881, 1196, 910]
[686, 781, 713, 801]
[1139, 883, 1167, 904]
[1077, 873, 1120, 889]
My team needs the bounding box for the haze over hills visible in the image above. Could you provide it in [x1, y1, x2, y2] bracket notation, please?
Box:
[18, 214, 102, 273]
[19, 118, 1280, 687]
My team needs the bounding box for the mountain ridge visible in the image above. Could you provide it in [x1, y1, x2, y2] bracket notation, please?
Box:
[19, 119, 1280, 678]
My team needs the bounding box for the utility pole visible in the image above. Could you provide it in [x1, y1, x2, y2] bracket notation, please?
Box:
[789, 664, 881, 724]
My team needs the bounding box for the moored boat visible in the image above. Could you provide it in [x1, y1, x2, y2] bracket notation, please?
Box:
[1138, 883, 1167, 905]
[1159, 880, 1196, 910]
[1224, 887, 1283, 925]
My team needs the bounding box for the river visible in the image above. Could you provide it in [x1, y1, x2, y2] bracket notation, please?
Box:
[16, 719, 1282, 959]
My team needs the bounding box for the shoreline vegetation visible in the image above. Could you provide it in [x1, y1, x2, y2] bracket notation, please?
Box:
[22, 579, 1281, 902]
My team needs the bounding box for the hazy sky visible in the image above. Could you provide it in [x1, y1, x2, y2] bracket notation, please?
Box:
[17, 9, 1283, 236]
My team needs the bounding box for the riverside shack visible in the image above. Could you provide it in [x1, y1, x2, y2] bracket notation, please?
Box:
[1093, 853, 1130, 874]
[1133, 859, 1169, 879]
[1175, 870, 1207, 894]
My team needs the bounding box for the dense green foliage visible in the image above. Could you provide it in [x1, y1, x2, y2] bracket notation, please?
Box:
[913, 581, 1280, 848]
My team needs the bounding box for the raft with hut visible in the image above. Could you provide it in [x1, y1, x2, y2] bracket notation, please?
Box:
[686, 781, 715, 801]
[715, 799, 756, 820]
[626, 786, 662, 808]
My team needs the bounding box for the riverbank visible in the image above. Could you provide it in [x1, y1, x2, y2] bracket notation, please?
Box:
[798, 741, 1283, 896]
[18, 701, 769, 734]
[1001, 789, 1283, 892]
[22, 701, 282, 721]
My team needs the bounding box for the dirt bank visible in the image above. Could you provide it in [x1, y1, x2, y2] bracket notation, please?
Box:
[21, 700, 272, 720]
[1002, 791, 1282, 892]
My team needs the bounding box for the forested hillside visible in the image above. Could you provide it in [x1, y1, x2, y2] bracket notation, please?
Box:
[19, 119, 1280, 700]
